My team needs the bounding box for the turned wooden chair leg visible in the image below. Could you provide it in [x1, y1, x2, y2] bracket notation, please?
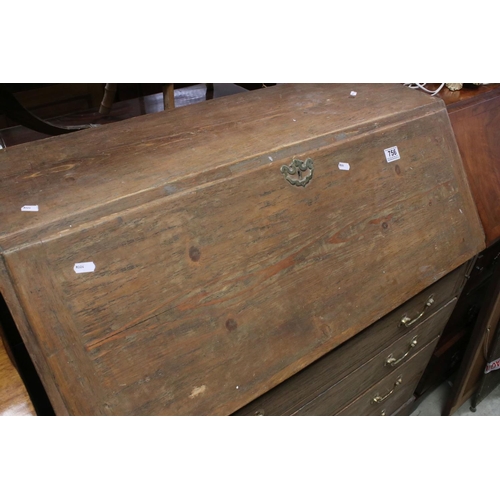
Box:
[99, 83, 118, 115]
[162, 84, 175, 110]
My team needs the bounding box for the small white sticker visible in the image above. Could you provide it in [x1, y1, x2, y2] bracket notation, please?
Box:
[350, 91, 357, 97]
[338, 162, 350, 171]
[73, 262, 96, 274]
[384, 146, 401, 163]
[21, 205, 39, 212]
[485, 357, 500, 374]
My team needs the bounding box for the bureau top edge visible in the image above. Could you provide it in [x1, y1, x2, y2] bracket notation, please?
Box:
[0, 84, 443, 249]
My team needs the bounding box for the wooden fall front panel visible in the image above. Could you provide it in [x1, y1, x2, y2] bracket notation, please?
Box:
[0, 84, 485, 415]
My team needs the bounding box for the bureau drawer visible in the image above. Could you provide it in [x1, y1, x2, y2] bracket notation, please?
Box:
[336, 339, 438, 416]
[234, 267, 464, 416]
[465, 242, 500, 293]
[293, 299, 455, 415]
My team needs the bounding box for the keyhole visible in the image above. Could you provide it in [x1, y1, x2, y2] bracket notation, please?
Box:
[297, 170, 302, 179]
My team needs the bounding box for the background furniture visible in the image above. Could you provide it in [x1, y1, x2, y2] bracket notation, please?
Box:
[0, 83, 98, 136]
[0, 84, 249, 149]
[98, 84, 216, 114]
[411, 84, 500, 415]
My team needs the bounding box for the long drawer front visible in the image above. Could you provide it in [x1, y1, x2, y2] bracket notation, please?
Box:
[293, 299, 454, 415]
[336, 339, 439, 416]
[234, 266, 466, 416]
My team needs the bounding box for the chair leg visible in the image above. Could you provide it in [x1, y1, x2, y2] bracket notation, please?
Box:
[99, 83, 118, 115]
[206, 83, 214, 100]
[162, 84, 175, 110]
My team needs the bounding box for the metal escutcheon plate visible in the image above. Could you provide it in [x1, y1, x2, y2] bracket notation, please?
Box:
[280, 158, 314, 187]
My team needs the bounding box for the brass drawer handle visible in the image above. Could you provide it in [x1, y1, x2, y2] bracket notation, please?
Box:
[400, 296, 434, 328]
[371, 376, 403, 404]
[385, 336, 418, 367]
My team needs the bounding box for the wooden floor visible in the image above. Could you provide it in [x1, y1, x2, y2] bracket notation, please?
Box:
[0, 333, 35, 416]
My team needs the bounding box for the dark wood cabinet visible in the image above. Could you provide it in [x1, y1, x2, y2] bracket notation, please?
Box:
[421, 84, 500, 415]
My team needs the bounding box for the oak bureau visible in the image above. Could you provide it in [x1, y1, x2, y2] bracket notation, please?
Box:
[0, 84, 485, 415]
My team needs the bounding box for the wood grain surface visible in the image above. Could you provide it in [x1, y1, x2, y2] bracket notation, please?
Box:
[295, 299, 455, 416]
[235, 267, 465, 416]
[0, 84, 486, 415]
[446, 86, 500, 246]
[0, 329, 35, 416]
[336, 339, 439, 416]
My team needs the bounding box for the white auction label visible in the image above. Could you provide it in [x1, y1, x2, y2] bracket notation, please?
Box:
[384, 146, 401, 163]
[350, 91, 357, 97]
[73, 262, 96, 274]
[485, 357, 500, 374]
[338, 162, 350, 171]
[21, 205, 39, 212]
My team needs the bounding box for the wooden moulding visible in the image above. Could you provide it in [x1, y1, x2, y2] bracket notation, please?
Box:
[0, 84, 486, 415]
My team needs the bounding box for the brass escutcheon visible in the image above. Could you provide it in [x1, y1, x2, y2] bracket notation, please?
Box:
[280, 158, 314, 187]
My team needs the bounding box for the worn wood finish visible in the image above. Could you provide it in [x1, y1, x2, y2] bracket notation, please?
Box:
[0, 258, 67, 415]
[235, 266, 465, 416]
[446, 86, 500, 246]
[337, 340, 438, 416]
[0, 328, 35, 416]
[295, 299, 455, 416]
[0, 84, 485, 415]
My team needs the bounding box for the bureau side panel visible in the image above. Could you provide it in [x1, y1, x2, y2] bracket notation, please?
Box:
[0, 256, 69, 415]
